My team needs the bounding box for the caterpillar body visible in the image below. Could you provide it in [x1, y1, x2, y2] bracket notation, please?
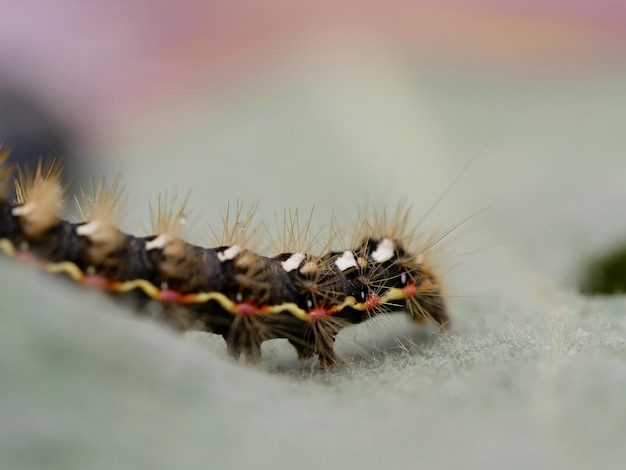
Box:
[0, 153, 448, 368]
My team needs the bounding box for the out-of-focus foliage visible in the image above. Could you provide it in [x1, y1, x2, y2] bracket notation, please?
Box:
[581, 245, 626, 295]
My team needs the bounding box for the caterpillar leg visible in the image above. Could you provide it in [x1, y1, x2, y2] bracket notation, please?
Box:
[429, 298, 450, 331]
[289, 341, 315, 360]
[288, 337, 337, 369]
[410, 294, 449, 332]
[287, 318, 344, 369]
[225, 316, 269, 363]
[316, 343, 337, 370]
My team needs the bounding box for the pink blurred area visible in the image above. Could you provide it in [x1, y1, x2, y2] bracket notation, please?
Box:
[1, 0, 625, 144]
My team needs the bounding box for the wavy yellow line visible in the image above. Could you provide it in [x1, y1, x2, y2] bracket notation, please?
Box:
[0, 237, 414, 323]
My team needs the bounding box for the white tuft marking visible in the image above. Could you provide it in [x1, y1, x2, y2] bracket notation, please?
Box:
[236, 292, 243, 302]
[335, 251, 357, 271]
[281, 252, 305, 272]
[11, 203, 34, 217]
[371, 238, 395, 263]
[307, 299, 313, 308]
[401, 273, 407, 284]
[145, 234, 171, 251]
[160, 282, 169, 290]
[218, 245, 241, 262]
[76, 220, 101, 237]
[300, 261, 319, 274]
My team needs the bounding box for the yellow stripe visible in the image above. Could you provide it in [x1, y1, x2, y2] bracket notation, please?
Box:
[44, 261, 85, 282]
[0, 238, 415, 322]
[114, 279, 160, 298]
[0, 238, 16, 257]
[381, 287, 408, 303]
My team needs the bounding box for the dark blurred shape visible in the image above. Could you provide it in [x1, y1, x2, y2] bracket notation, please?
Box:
[581, 244, 626, 295]
[0, 87, 74, 184]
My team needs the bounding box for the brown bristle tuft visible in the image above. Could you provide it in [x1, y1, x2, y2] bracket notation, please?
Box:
[0, 148, 15, 194]
[206, 200, 261, 249]
[74, 175, 128, 260]
[75, 174, 126, 227]
[12, 158, 65, 238]
[141, 189, 191, 240]
[270, 207, 331, 256]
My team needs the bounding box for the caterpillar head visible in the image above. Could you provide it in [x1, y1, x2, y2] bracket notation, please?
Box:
[399, 250, 448, 330]
[359, 236, 449, 329]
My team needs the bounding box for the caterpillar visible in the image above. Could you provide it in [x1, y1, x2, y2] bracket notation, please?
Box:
[0, 151, 448, 368]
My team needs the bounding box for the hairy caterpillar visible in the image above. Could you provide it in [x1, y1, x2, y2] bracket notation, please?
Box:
[0, 152, 448, 368]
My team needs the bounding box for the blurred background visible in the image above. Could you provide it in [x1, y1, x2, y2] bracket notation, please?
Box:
[2, 0, 625, 142]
